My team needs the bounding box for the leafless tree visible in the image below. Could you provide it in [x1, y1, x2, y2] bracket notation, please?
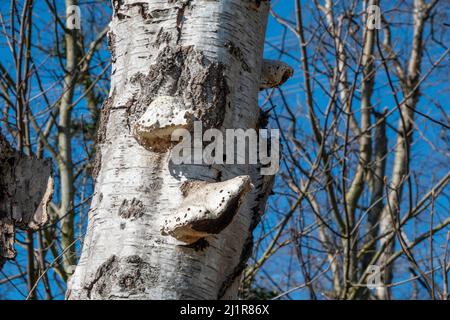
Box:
[244, 0, 449, 300]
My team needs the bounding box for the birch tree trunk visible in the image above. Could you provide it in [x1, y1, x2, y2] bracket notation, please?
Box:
[58, 0, 78, 277]
[68, 0, 289, 300]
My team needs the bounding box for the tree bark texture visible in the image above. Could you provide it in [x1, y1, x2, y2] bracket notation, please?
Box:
[67, 0, 287, 300]
[0, 131, 53, 271]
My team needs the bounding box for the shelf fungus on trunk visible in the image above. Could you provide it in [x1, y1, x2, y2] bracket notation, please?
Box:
[260, 59, 294, 90]
[130, 45, 230, 153]
[161, 176, 253, 244]
[68, 0, 274, 300]
[0, 131, 53, 270]
[133, 95, 192, 152]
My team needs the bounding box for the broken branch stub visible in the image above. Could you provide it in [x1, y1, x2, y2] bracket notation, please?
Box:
[260, 59, 294, 90]
[161, 176, 253, 244]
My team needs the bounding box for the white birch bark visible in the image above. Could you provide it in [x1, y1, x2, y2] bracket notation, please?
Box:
[67, 0, 288, 300]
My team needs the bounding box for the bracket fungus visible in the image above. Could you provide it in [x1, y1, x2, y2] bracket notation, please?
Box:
[260, 59, 294, 90]
[161, 176, 253, 244]
[133, 95, 192, 152]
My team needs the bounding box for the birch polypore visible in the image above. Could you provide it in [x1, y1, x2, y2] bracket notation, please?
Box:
[161, 176, 252, 244]
[260, 59, 293, 90]
[68, 0, 285, 300]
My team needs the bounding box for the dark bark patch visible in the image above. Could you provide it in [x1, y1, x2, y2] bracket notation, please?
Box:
[0, 135, 20, 264]
[119, 198, 145, 219]
[155, 27, 173, 47]
[87, 255, 159, 299]
[107, 31, 117, 63]
[0, 220, 14, 263]
[129, 46, 229, 126]
[175, 0, 192, 43]
[113, 0, 129, 20]
[112, 0, 125, 14]
[91, 91, 115, 180]
[225, 41, 250, 72]
[249, 0, 267, 10]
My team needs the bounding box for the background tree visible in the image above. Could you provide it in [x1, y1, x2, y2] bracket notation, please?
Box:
[244, 0, 449, 300]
